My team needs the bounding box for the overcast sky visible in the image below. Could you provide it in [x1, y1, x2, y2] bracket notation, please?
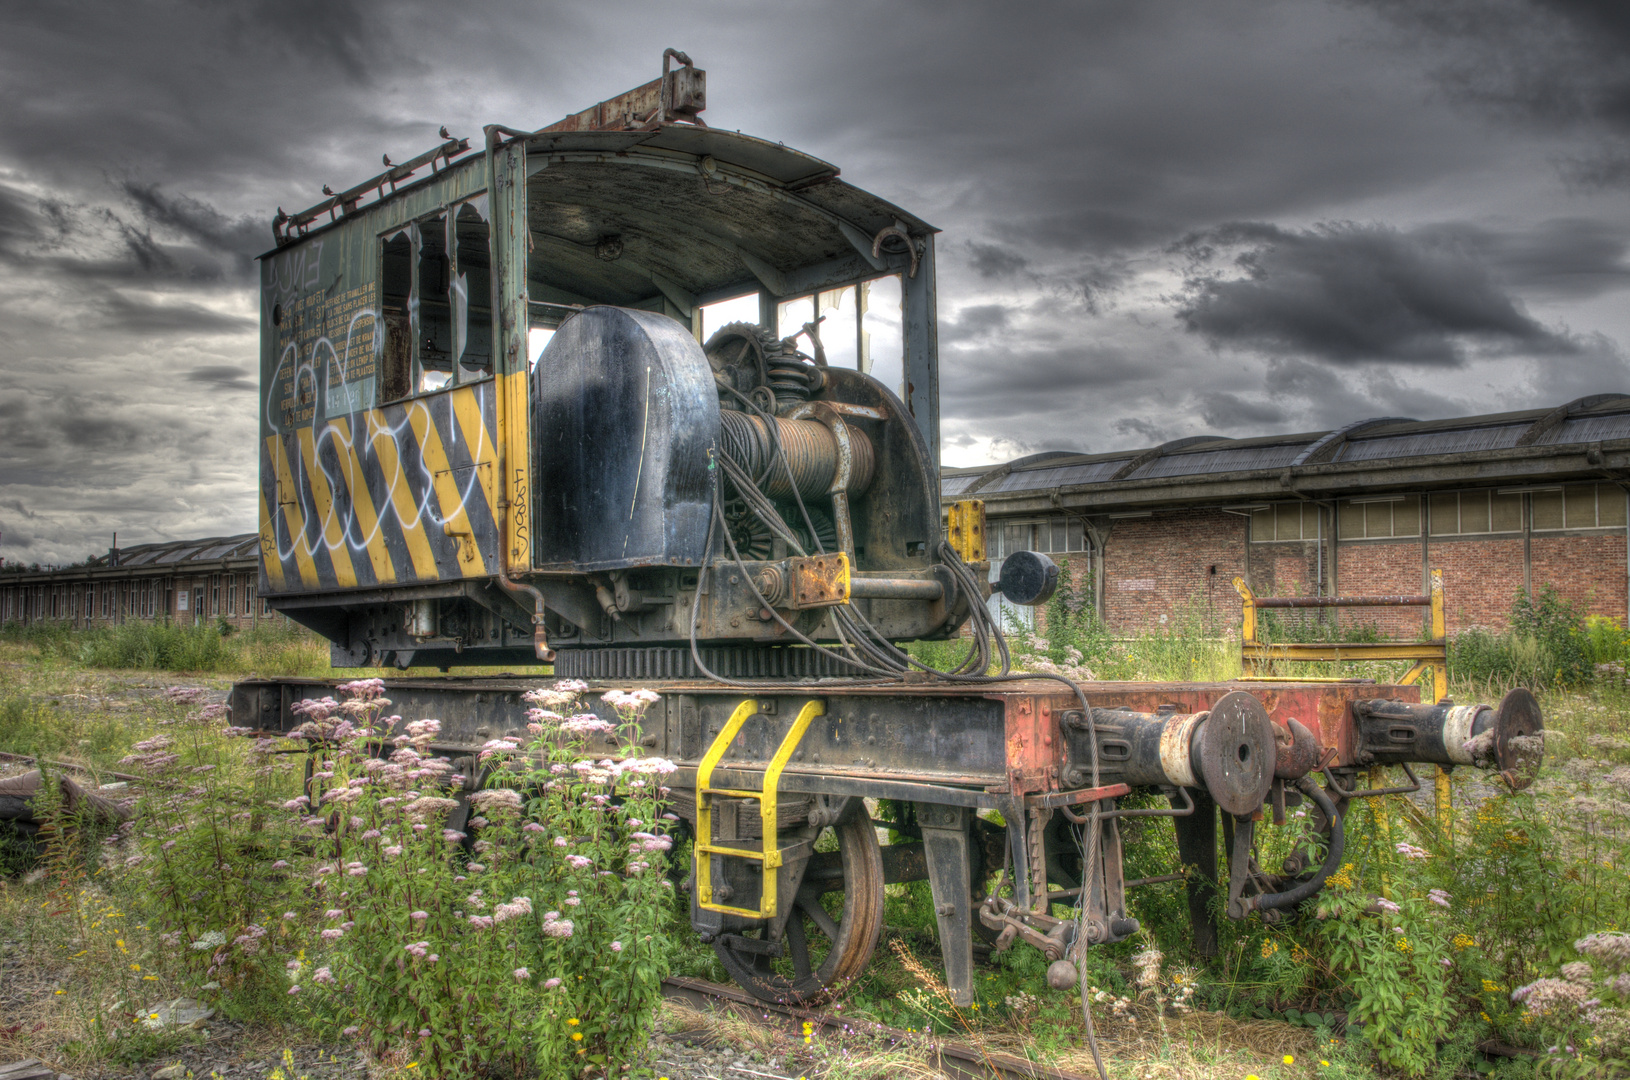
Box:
[3, 0, 1629, 565]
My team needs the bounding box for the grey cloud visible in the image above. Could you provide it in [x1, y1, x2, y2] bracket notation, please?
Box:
[2, 0, 1630, 552]
[187, 365, 257, 391]
[1353, 0, 1630, 176]
[1113, 417, 1166, 443]
[1197, 392, 1290, 430]
[120, 181, 265, 281]
[966, 242, 1029, 279]
[1416, 218, 1630, 299]
[97, 293, 255, 335]
[940, 304, 1010, 343]
[1173, 221, 1577, 366]
[2, 499, 37, 520]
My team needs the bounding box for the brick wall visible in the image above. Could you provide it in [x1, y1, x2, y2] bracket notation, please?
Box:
[1248, 541, 1322, 597]
[1102, 510, 1246, 632]
[1430, 537, 1525, 631]
[1335, 541, 1427, 637]
[1531, 533, 1627, 623]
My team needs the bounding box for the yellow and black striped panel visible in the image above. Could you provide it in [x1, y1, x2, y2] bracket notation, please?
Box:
[259, 382, 501, 593]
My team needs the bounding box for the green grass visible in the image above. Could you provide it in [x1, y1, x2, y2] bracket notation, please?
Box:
[1, 619, 332, 677]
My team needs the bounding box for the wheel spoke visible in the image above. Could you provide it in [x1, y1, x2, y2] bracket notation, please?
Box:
[798, 891, 841, 942]
[786, 914, 812, 983]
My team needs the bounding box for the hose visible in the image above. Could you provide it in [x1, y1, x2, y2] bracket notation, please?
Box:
[1242, 776, 1344, 913]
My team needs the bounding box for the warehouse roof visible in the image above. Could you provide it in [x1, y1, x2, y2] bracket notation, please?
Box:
[943, 394, 1630, 512]
[103, 534, 259, 569]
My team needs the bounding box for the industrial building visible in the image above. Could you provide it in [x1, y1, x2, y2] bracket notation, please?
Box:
[0, 534, 268, 630]
[945, 394, 1630, 634]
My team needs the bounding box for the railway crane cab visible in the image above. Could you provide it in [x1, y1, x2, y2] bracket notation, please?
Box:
[258, 53, 985, 676]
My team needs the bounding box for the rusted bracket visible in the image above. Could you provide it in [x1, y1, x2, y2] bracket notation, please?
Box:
[785, 553, 851, 610]
[1023, 782, 1131, 810]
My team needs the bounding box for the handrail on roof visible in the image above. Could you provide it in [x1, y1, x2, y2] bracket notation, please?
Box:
[1515, 394, 1630, 447]
[1290, 416, 1416, 467]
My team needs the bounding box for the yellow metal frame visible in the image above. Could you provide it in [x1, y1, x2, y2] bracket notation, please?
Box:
[1234, 569, 1447, 702]
[947, 499, 988, 563]
[694, 698, 825, 919]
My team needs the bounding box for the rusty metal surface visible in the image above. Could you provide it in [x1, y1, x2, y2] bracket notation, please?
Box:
[785, 554, 851, 610]
[539, 51, 705, 133]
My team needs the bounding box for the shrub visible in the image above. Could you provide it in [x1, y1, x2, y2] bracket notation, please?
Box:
[1450, 585, 1591, 691]
[112, 678, 678, 1078]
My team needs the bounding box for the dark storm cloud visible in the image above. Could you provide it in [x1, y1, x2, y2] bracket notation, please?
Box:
[1197, 392, 1291, 430]
[1415, 219, 1630, 299]
[97, 293, 254, 335]
[1173, 221, 1578, 365]
[187, 365, 257, 391]
[1355, 0, 1630, 133]
[966, 242, 1030, 280]
[120, 182, 264, 281]
[940, 304, 1011, 343]
[2, 0, 1630, 560]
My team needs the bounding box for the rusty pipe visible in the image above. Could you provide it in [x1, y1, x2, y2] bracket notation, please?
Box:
[1251, 594, 1429, 608]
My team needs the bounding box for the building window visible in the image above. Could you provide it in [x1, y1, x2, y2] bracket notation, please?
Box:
[1337, 497, 1420, 540]
[211, 575, 220, 616]
[1250, 503, 1324, 543]
[1429, 490, 1523, 536]
[227, 575, 237, 616]
[988, 516, 1087, 560]
[1530, 483, 1629, 532]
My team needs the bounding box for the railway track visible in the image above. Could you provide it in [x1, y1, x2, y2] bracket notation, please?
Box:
[660, 976, 1095, 1080]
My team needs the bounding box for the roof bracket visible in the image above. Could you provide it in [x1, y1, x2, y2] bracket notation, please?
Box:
[837, 221, 887, 272]
[737, 248, 790, 297]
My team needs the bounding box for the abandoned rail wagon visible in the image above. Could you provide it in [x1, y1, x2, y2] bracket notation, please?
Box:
[231, 52, 1545, 1007]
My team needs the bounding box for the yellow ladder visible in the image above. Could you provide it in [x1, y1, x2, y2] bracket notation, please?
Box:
[694, 698, 824, 919]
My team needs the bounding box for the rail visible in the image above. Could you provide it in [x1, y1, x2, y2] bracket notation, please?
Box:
[1234, 569, 1452, 832]
[661, 975, 1097, 1080]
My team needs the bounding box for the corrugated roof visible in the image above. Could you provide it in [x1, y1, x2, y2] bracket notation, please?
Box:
[1538, 413, 1630, 445]
[1128, 443, 1306, 480]
[1333, 424, 1528, 462]
[102, 534, 259, 571]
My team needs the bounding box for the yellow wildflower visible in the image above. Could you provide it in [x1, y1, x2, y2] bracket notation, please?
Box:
[1284, 1056, 1295, 1065]
[567, 1018, 579, 1026]
[570, 1033, 583, 1042]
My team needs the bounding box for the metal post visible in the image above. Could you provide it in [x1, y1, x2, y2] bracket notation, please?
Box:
[1428, 568, 1452, 836]
[1371, 765, 1391, 899]
[1172, 789, 1219, 956]
[917, 802, 974, 1006]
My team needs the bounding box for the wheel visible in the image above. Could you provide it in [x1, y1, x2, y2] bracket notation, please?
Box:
[711, 811, 884, 1005]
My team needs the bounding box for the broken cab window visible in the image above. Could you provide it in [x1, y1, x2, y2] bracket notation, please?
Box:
[416, 214, 452, 392]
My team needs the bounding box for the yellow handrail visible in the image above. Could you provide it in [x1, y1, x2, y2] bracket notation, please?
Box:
[694, 699, 824, 919]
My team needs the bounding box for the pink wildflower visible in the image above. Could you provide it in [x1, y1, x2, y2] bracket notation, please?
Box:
[514, 968, 530, 980]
